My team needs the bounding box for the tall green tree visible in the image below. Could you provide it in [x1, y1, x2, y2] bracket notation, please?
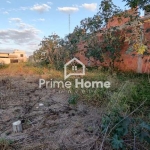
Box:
[123, 0, 149, 9]
[33, 33, 69, 70]
[83, 0, 124, 70]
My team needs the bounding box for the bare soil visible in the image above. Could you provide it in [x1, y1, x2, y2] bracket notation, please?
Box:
[0, 75, 103, 150]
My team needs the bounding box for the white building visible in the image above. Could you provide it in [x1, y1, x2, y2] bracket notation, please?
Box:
[0, 50, 27, 64]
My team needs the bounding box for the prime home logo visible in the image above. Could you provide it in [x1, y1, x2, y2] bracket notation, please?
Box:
[39, 58, 111, 89]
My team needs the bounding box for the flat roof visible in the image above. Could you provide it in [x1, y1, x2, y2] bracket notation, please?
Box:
[0, 53, 9, 54]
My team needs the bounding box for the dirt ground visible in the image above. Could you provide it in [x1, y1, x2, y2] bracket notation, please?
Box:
[0, 75, 103, 150]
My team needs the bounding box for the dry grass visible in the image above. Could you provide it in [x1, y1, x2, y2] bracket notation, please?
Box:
[0, 63, 149, 150]
[0, 63, 63, 79]
[0, 63, 108, 80]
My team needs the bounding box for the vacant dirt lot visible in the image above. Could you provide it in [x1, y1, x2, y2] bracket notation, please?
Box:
[0, 75, 103, 150]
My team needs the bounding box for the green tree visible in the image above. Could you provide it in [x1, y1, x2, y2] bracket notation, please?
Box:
[64, 26, 85, 58]
[82, 0, 124, 71]
[123, 0, 149, 9]
[33, 33, 69, 70]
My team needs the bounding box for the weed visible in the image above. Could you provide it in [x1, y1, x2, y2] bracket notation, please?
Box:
[0, 63, 9, 69]
[68, 94, 79, 105]
[101, 110, 150, 149]
[0, 138, 13, 150]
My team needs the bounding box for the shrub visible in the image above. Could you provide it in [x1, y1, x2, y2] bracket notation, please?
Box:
[0, 138, 13, 150]
[101, 110, 150, 149]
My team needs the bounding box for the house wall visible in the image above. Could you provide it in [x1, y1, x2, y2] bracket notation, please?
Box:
[0, 53, 9, 58]
[107, 8, 138, 28]
[114, 20, 150, 73]
[13, 50, 27, 62]
[0, 58, 10, 64]
[0, 50, 27, 64]
[76, 9, 150, 74]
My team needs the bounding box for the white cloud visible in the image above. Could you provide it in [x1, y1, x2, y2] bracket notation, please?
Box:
[38, 18, 45, 21]
[0, 28, 40, 45]
[72, 4, 79, 7]
[6, 1, 11, 4]
[57, 7, 79, 14]
[30, 4, 51, 13]
[2, 4, 51, 13]
[0, 48, 15, 54]
[17, 23, 32, 29]
[20, 7, 29, 11]
[0, 19, 41, 46]
[0, 7, 45, 54]
[3, 11, 9, 14]
[81, 3, 97, 11]
[9, 18, 39, 30]
[33, 18, 45, 22]
[9, 18, 22, 23]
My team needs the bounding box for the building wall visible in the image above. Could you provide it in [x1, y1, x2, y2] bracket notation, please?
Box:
[0, 53, 9, 58]
[0, 50, 27, 64]
[0, 58, 10, 64]
[13, 50, 27, 62]
[107, 8, 138, 28]
[114, 19, 150, 73]
[76, 9, 150, 74]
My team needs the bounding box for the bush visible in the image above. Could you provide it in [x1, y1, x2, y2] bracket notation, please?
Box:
[0, 63, 9, 69]
[0, 138, 13, 150]
[68, 94, 79, 105]
[101, 110, 150, 149]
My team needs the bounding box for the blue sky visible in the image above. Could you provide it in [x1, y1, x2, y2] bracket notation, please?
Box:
[0, 0, 129, 56]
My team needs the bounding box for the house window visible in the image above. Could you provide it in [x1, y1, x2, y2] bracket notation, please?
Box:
[11, 59, 18, 63]
[20, 54, 23, 57]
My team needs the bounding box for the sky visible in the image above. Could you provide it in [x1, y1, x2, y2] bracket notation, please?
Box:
[0, 0, 130, 56]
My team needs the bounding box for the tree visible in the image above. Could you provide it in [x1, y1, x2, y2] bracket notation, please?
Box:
[99, 0, 123, 24]
[80, 0, 148, 70]
[123, 0, 149, 9]
[64, 26, 86, 58]
[33, 48, 44, 63]
[33, 0, 149, 71]
[82, 0, 125, 70]
[33, 33, 69, 70]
